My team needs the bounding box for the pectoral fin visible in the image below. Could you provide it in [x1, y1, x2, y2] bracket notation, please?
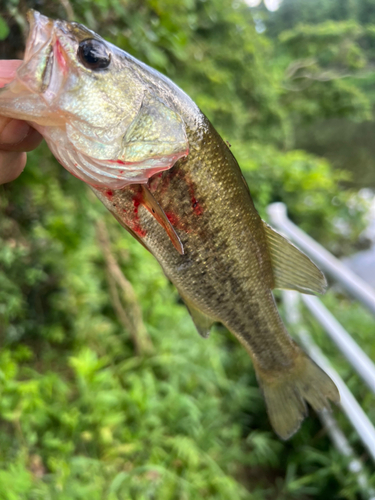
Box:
[180, 294, 215, 338]
[263, 221, 327, 295]
[141, 185, 184, 255]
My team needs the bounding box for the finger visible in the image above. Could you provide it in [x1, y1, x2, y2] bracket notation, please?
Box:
[0, 150, 26, 184]
[0, 60, 22, 88]
[14, 127, 44, 152]
[0, 117, 43, 152]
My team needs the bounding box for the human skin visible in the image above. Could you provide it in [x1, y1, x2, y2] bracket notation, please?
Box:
[0, 60, 42, 185]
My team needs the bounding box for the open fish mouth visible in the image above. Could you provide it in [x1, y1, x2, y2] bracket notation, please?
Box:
[13, 10, 75, 106]
[16, 11, 55, 95]
[0, 10, 76, 124]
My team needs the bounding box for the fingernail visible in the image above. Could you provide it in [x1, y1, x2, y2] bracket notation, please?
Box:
[0, 120, 31, 145]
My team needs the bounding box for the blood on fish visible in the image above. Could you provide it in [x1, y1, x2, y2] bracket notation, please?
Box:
[133, 196, 142, 214]
[165, 212, 179, 226]
[191, 198, 203, 216]
[132, 222, 147, 237]
[54, 39, 67, 73]
[107, 159, 126, 165]
[113, 193, 147, 238]
[162, 168, 203, 217]
[148, 168, 176, 195]
[129, 205, 147, 237]
[184, 174, 203, 217]
[118, 188, 146, 237]
[104, 190, 113, 199]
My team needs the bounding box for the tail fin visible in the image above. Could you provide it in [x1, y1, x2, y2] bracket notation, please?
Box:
[256, 351, 339, 440]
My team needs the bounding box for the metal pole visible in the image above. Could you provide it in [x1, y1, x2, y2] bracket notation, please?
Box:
[283, 291, 375, 465]
[320, 408, 375, 500]
[301, 294, 375, 394]
[268, 203, 375, 316]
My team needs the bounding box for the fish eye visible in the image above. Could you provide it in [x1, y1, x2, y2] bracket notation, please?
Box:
[77, 39, 111, 70]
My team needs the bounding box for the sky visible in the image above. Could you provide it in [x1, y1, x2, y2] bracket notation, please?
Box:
[244, 0, 283, 11]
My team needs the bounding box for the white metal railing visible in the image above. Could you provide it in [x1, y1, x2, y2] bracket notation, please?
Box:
[283, 291, 375, 499]
[301, 294, 375, 394]
[268, 202, 375, 316]
[268, 202, 375, 498]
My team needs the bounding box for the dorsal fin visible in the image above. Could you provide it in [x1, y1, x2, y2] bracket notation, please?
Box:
[263, 221, 327, 295]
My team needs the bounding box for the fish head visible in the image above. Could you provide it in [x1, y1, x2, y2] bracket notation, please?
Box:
[0, 10, 189, 188]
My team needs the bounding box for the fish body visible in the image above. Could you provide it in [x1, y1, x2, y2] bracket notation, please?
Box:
[0, 11, 339, 439]
[96, 120, 279, 362]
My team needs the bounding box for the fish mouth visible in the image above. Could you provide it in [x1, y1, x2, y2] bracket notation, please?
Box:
[24, 10, 54, 65]
[0, 10, 74, 125]
[15, 10, 71, 103]
[16, 11, 55, 94]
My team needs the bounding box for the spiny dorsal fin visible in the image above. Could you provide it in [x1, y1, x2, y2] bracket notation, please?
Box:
[181, 295, 215, 338]
[263, 221, 327, 295]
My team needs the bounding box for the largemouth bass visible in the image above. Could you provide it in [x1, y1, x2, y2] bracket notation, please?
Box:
[0, 11, 339, 439]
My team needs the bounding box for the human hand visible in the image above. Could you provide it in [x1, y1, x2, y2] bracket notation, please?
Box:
[0, 60, 43, 185]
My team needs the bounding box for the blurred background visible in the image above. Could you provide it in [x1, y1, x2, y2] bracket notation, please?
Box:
[1, 0, 375, 498]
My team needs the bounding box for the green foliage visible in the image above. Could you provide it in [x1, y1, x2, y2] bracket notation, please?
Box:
[277, 21, 373, 123]
[264, 0, 375, 186]
[0, 15, 9, 40]
[265, 0, 375, 35]
[0, 0, 374, 498]
[236, 143, 368, 253]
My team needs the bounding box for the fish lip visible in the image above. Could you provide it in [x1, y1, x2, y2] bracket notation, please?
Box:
[14, 10, 55, 95]
[13, 10, 74, 106]
[24, 10, 54, 65]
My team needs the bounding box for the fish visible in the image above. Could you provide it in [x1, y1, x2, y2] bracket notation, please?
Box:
[0, 10, 339, 439]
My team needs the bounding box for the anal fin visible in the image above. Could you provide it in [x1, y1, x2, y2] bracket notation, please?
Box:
[180, 294, 215, 338]
[263, 221, 327, 295]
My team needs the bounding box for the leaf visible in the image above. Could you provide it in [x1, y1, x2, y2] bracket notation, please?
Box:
[0, 16, 9, 41]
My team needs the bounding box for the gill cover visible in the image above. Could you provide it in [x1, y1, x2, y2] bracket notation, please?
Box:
[59, 93, 189, 188]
